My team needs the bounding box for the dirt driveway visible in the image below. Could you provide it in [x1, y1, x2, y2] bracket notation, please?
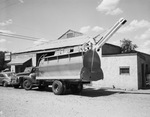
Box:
[0, 86, 150, 117]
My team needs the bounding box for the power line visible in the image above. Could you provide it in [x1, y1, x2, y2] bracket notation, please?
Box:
[0, 31, 46, 42]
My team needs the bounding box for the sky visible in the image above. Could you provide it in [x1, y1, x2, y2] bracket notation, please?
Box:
[0, 0, 150, 54]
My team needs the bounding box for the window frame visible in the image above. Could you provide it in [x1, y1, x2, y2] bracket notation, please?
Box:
[119, 66, 130, 75]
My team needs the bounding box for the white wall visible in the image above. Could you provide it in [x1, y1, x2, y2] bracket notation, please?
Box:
[93, 54, 138, 90]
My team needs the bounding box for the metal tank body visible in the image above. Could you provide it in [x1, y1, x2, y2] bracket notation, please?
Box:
[37, 46, 84, 79]
[37, 45, 103, 81]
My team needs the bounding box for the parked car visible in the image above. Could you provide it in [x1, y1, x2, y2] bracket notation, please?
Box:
[0, 72, 17, 87]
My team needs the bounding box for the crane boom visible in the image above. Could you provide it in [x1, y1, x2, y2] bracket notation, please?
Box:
[92, 18, 127, 51]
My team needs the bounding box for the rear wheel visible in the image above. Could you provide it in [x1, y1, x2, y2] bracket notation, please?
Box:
[52, 80, 64, 95]
[23, 80, 32, 90]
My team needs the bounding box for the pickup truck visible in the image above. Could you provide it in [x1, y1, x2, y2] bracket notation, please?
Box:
[12, 67, 36, 88]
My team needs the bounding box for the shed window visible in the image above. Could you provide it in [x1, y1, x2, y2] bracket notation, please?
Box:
[120, 67, 130, 75]
[67, 33, 74, 38]
[70, 48, 74, 53]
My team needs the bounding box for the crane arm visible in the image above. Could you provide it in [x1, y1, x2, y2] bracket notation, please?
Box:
[91, 18, 127, 51]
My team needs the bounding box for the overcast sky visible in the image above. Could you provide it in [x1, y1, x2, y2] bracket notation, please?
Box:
[0, 0, 150, 54]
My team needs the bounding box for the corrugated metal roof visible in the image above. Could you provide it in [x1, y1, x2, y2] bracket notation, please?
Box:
[17, 35, 91, 53]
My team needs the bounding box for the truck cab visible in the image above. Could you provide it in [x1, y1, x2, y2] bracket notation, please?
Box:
[12, 67, 36, 88]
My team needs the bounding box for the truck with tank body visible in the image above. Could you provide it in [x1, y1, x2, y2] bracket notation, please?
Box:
[13, 18, 127, 95]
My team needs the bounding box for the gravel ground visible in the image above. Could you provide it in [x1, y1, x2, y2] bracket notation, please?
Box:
[0, 86, 150, 117]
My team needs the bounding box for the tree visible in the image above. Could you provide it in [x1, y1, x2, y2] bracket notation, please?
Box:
[120, 39, 138, 53]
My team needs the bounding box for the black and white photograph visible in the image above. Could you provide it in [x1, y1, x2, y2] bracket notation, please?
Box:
[0, 0, 150, 117]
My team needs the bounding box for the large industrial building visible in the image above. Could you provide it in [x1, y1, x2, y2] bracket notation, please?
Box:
[6, 30, 150, 90]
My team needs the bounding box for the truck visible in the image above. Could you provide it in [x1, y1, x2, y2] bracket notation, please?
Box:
[15, 18, 127, 95]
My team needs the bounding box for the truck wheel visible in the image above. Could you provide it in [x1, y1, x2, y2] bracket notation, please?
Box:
[3, 81, 8, 87]
[70, 84, 83, 94]
[23, 80, 32, 90]
[52, 80, 64, 95]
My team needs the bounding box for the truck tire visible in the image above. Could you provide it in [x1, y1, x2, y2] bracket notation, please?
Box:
[23, 80, 32, 90]
[70, 84, 83, 94]
[52, 80, 64, 95]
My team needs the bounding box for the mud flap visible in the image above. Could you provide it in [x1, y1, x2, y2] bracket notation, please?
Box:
[80, 49, 103, 81]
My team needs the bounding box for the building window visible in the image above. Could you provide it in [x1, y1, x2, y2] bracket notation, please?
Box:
[70, 48, 74, 53]
[120, 67, 130, 75]
[67, 33, 74, 38]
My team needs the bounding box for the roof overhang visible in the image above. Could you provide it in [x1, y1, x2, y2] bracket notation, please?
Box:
[7, 58, 31, 66]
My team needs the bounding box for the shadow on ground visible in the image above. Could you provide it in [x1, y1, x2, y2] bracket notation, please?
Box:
[81, 88, 150, 97]
[33, 87, 53, 92]
[33, 87, 120, 97]
[32, 86, 150, 97]
[79, 88, 119, 97]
